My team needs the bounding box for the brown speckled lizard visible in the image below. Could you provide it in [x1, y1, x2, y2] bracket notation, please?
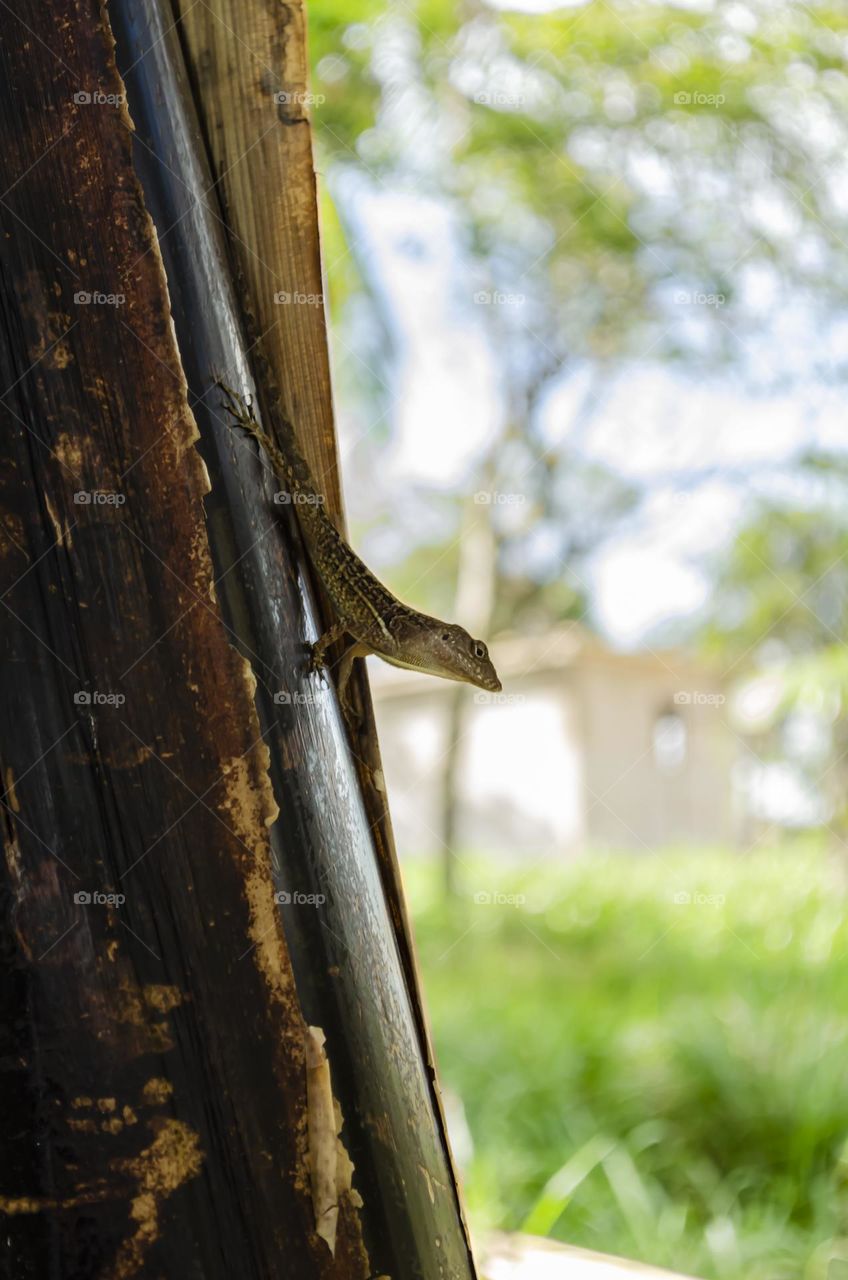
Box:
[217, 381, 502, 715]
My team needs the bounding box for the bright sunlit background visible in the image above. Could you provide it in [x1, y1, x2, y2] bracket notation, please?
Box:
[308, 3, 848, 1276]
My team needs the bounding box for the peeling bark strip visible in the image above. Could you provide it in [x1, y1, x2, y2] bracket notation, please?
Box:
[176, 0, 342, 520]
[305, 1027, 360, 1255]
[172, 10, 473, 1258]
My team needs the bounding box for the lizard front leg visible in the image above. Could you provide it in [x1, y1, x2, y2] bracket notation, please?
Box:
[310, 621, 347, 676]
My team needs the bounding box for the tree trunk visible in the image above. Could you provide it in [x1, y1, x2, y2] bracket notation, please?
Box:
[0, 2, 474, 1277]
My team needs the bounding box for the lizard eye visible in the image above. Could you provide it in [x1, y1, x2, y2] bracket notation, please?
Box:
[473, 641, 487, 660]
[441, 632, 451, 642]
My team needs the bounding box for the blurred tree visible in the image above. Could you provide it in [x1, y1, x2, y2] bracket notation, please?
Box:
[307, 0, 848, 869]
[704, 453, 848, 830]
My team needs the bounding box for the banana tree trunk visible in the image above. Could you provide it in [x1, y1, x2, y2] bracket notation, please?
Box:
[0, 2, 474, 1277]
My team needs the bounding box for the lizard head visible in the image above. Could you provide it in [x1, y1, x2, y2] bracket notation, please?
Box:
[383, 616, 502, 692]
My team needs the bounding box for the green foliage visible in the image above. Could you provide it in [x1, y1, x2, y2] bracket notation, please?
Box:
[405, 845, 848, 1279]
[310, 1, 848, 366]
[706, 473, 848, 664]
[703, 454, 848, 824]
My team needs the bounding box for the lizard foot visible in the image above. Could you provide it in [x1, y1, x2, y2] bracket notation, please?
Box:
[308, 643, 329, 681]
[309, 624, 348, 683]
[216, 379, 256, 429]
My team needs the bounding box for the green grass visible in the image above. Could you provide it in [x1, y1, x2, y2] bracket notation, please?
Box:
[403, 844, 848, 1280]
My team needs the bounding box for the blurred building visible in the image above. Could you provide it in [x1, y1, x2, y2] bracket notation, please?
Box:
[370, 625, 734, 856]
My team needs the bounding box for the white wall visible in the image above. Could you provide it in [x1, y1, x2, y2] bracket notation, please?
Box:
[371, 673, 584, 858]
[370, 652, 734, 858]
[576, 656, 733, 849]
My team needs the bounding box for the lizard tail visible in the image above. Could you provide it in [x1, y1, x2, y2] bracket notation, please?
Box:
[217, 379, 312, 498]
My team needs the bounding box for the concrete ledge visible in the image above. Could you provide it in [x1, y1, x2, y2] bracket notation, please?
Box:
[480, 1233, 698, 1280]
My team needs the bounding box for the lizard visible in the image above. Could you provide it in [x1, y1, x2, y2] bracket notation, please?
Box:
[216, 380, 502, 716]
